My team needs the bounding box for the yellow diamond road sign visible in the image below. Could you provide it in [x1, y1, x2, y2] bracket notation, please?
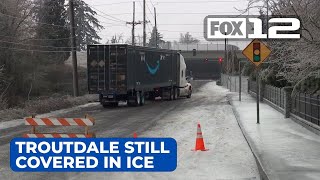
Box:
[242, 39, 271, 67]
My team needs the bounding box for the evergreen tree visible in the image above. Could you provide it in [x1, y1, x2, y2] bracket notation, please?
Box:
[73, 0, 103, 50]
[148, 26, 164, 47]
[34, 0, 70, 64]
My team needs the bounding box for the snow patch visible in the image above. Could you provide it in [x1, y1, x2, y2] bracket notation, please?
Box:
[67, 82, 260, 180]
[0, 103, 99, 130]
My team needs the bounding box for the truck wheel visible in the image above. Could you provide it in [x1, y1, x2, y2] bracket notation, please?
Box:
[173, 88, 178, 100]
[111, 102, 118, 107]
[127, 100, 134, 106]
[99, 94, 103, 102]
[147, 92, 155, 101]
[169, 88, 174, 101]
[135, 91, 141, 106]
[140, 92, 145, 106]
[187, 91, 192, 98]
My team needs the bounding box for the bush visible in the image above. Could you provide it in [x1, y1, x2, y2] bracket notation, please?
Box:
[24, 94, 95, 115]
[0, 94, 96, 122]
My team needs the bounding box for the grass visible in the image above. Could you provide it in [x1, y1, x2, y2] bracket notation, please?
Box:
[0, 94, 96, 122]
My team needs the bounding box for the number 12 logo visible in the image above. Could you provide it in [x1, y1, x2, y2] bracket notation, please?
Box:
[249, 18, 300, 39]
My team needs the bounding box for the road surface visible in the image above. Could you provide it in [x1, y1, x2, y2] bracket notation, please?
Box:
[0, 81, 260, 180]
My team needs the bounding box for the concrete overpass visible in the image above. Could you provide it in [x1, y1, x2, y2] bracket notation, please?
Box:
[180, 50, 246, 79]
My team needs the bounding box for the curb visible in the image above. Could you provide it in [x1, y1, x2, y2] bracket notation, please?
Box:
[227, 94, 270, 180]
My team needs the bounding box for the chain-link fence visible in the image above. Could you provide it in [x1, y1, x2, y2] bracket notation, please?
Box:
[159, 43, 240, 52]
[221, 74, 248, 93]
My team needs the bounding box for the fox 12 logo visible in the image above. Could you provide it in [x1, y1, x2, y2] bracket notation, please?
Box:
[204, 15, 301, 40]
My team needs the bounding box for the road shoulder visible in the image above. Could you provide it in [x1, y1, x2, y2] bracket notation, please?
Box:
[227, 94, 269, 180]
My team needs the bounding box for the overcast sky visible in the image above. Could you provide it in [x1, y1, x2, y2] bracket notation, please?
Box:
[85, 0, 260, 49]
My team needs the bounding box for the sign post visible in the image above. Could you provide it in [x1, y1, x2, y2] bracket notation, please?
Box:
[242, 39, 271, 124]
[239, 61, 242, 101]
[256, 68, 260, 124]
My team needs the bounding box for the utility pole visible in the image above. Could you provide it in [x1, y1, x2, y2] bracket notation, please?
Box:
[224, 32, 231, 91]
[69, 0, 79, 97]
[126, 2, 142, 46]
[239, 61, 242, 101]
[224, 32, 227, 74]
[256, 68, 260, 124]
[154, 7, 157, 48]
[143, 0, 146, 46]
[266, 0, 269, 37]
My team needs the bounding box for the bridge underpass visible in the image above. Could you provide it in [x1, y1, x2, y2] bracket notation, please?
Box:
[180, 50, 245, 80]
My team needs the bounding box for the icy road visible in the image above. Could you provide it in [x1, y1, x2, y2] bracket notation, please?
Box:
[0, 81, 260, 180]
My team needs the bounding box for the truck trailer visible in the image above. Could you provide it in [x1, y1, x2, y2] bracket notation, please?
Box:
[87, 44, 192, 107]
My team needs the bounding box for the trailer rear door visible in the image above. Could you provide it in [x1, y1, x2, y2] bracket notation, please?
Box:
[109, 45, 127, 94]
[87, 45, 107, 94]
[87, 45, 127, 94]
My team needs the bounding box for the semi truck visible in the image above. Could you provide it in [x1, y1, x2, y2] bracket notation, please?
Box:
[87, 44, 192, 107]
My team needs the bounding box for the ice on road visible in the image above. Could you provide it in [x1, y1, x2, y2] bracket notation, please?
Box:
[69, 82, 260, 180]
[230, 93, 320, 180]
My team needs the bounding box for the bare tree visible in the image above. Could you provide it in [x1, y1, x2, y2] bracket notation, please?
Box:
[244, 0, 320, 94]
[106, 34, 124, 44]
[179, 32, 199, 44]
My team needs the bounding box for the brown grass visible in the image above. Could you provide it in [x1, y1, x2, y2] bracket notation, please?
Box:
[0, 94, 96, 122]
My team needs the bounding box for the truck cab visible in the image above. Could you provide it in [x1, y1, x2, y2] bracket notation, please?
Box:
[177, 54, 192, 98]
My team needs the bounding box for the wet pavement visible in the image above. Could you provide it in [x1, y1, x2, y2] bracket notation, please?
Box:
[229, 93, 320, 180]
[0, 81, 260, 180]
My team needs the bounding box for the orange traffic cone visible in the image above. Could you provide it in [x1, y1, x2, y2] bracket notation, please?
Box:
[192, 123, 208, 151]
[133, 132, 138, 138]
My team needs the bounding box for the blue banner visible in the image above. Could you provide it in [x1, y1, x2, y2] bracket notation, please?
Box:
[10, 138, 177, 172]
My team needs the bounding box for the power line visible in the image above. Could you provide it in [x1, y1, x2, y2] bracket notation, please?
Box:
[146, 1, 155, 19]
[153, 23, 205, 25]
[0, 45, 75, 53]
[149, 0, 156, 9]
[97, 12, 245, 15]
[155, 12, 239, 14]
[94, 13, 126, 23]
[0, 39, 74, 49]
[92, 0, 240, 6]
[0, 34, 75, 41]
[160, 30, 204, 34]
[0, 45, 89, 54]
[88, 4, 127, 23]
[0, 4, 128, 32]
[137, 0, 152, 43]
[93, 20, 127, 26]
[105, 34, 205, 40]
[126, 1, 142, 45]
[24, 37, 75, 41]
[145, 1, 155, 38]
[0, 12, 71, 29]
[153, 0, 240, 3]
[88, 1, 133, 6]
